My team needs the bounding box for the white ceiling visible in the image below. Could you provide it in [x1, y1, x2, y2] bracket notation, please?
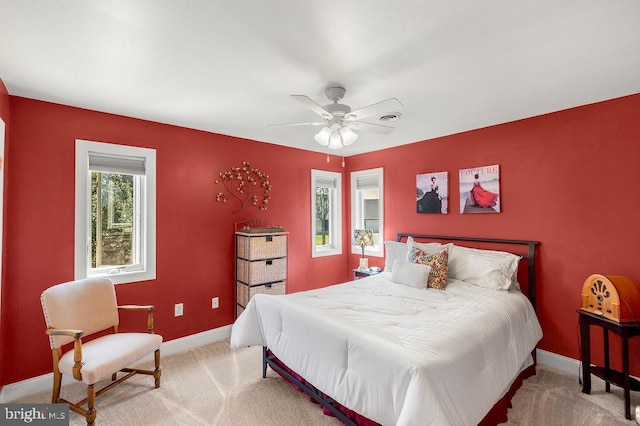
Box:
[1, 1, 639, 156]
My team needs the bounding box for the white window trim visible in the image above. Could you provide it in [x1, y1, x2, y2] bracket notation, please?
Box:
[351, 167, 384, 258]
[75, 140, 156, 284]
[311, 169, 342, 257]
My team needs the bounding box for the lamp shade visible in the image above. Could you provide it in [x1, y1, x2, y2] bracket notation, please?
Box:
[353, 229, 373, 247]
[314, 127, 331, 146]
[314, 124, 359, 149]
[340, 127, 358, 145]
[328, 130, 343, 149]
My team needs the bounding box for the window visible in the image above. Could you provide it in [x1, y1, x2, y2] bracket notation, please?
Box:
[75, 140, 156, 284]
[351, 168, 383, 257]
[311, 169, 342, 257]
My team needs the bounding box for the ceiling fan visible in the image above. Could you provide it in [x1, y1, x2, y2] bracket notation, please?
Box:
[271, 87, 403, 149]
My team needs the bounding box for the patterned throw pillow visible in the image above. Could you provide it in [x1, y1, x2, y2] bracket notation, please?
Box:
[407, 247, 449, 289]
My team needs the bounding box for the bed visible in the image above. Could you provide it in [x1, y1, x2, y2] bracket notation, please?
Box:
[230, 234, 543, 425]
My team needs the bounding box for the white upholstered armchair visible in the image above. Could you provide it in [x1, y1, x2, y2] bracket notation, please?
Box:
[40, 277, 162, 425]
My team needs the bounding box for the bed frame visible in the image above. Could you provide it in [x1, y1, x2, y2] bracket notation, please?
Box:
[262, 233, 540, 426]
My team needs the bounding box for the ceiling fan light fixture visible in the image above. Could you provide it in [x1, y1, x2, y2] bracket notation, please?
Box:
[340, 127, 358, 146]
[314, 127, 331, 146]
[282, 87, 403, 150]
[328, 130, 343, 149]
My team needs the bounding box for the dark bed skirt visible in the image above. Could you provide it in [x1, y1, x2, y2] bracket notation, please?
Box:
[266, 349, 536, 425]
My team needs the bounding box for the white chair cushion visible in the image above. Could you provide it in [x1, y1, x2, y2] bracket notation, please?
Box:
[59, 333, 163, 385]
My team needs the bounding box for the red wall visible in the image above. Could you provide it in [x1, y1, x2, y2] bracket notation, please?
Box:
[0, 95, 349, 385]
[1, 79, 639, 386]
[347, 93, 640, 373]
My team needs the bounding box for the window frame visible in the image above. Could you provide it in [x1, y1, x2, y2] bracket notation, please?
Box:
[75, 140, 156, 284]
[351, 167, 384, 258]
[311, 169, 342, 258]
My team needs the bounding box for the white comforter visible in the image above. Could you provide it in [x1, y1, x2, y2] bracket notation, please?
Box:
[230, 272, 542, 426]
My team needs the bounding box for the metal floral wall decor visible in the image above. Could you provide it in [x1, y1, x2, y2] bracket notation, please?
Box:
[215, 161, 271, 213]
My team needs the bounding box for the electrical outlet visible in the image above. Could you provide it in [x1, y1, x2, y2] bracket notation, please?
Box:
[211, 297, 219, 309]
[174, 303, 183, 317]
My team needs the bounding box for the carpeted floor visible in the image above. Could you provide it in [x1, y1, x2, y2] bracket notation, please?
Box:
[10, 340, 640, 425]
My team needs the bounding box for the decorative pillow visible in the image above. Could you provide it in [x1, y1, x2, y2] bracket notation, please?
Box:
[384, 241, 408, 272]
[406, 236, 453, 257]
[407, 247, 449, 289]
[391, 260, 432, 289]
[447, 245, 520, 290]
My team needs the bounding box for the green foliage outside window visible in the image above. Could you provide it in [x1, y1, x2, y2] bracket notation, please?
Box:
[315, 187, 330, 245]
[91, 172, 134, 268]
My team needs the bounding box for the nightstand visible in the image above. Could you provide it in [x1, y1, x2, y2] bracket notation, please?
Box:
[578, 310, 640, 420]
[353, 268, 382, 280]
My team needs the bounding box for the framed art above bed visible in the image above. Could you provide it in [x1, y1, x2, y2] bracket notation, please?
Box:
[231, 233, 542, 426]
[459, 165, 501, 214]
[416, 172, 448, 214]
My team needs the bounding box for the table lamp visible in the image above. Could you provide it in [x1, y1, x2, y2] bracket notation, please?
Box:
[353, 229, 374, 271]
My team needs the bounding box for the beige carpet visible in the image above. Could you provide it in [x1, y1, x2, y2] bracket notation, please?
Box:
[11, 340, 640, 425]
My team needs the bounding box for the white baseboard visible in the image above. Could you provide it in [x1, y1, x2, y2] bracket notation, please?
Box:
[0, 325, 232, 403]
[536, 348, 581, 377]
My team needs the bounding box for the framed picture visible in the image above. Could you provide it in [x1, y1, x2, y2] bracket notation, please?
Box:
[459, 164, 500, 214]
[417, 171, 448, 214]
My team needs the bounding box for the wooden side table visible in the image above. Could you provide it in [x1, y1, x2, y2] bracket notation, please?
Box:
[578, 310, 640, 420]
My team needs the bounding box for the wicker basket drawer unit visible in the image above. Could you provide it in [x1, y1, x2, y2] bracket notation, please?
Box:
[236, 304, 245, 318]
[236, 281, 285, 307]
[236, 257, 287, 285]
[235, 229, 288, 318]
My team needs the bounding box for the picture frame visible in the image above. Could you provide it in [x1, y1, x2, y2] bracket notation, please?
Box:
[459, 164, 500, 214]
[416, 171, 448, 214]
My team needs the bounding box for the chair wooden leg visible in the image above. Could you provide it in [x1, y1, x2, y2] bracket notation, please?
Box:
[154, 349, 161, 388]
[86, 384, 96, 426]
[51, 370, 62, 403]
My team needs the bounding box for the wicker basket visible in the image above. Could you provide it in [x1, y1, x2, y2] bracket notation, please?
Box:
[236, 258, 286, 285]
[237, 233, 287, 260]
[236, 281, 285, 307]
[236, 304, 245, 317]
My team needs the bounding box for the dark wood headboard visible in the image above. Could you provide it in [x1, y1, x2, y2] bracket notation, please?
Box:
[396, 233, 540, 309]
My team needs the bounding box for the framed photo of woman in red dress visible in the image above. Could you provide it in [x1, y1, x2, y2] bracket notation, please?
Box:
[459, 165, 500, 214]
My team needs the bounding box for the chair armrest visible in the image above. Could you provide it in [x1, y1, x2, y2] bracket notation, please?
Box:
[46, 328, 84, 380]
[46, 328, 84, 339]
[118, 305, 155, 333]
[118, 304, 153, 311]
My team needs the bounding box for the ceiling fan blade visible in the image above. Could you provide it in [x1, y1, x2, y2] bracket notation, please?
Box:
[347, 98, 403, 120]
[291, 95, 331, 118]
[269, 121, 326, 127]
[347, 121, 395, 135]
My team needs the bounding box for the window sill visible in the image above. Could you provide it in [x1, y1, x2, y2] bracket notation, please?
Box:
[85, 269, 155, 285]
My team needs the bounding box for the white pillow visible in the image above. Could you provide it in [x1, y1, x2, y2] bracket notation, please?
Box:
[406, 236, 453, 258]
[384, 241, 408, 272]
[447, 245, 520, 290]
[391, 260, 432, 289]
